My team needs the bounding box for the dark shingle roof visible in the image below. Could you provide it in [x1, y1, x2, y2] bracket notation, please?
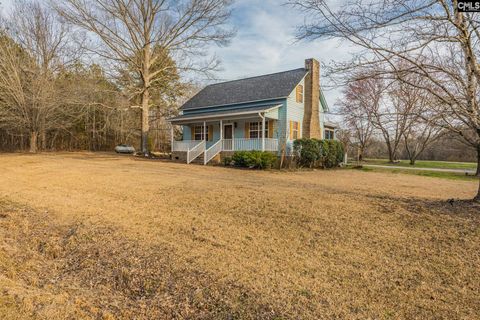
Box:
[181, 68, 308, 110]
[169, 104, 281, 123]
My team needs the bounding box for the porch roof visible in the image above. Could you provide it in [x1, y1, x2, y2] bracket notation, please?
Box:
[168, 104, 281, 124]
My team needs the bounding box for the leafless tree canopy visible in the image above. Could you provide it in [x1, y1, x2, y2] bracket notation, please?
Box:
[0, 1, 81, 152]
[54, 0, 234, 155]
[0, 0, 232, 154]
[292, 0, 480, 200]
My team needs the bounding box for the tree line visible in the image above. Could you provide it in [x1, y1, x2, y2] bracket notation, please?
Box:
[0, 0, 233, 154]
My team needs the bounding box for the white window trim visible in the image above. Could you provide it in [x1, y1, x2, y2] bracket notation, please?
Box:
[249, 121, 268, 139]
[325, 129, 335, 140]
[194, 125, 208, 141]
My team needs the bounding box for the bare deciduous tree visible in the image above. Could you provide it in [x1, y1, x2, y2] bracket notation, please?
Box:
[291, 0, 480, 201]
[0, 0, 79, 152]
[55, 0, 234, 155]
[337, 79, 374, 161]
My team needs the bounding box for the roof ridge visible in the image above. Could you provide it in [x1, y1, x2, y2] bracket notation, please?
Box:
[206, 68, 307, 87]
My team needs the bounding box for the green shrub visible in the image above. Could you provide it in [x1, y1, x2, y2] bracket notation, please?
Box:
[293, 138, 344, 168]
[222, 156, 233, 166]
[231, 151, 277, 169]
[293, 138, 321, 168]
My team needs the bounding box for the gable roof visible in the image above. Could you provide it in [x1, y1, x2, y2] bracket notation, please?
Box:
[181, 68, 308, 111]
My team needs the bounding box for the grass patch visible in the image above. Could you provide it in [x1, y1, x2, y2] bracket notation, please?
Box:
[0, 199, 281, 319]
[0, 153, 479, 319]
[363, 158, 477, 171]
[354, 166, 477, 181]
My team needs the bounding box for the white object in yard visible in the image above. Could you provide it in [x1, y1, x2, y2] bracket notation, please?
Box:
[114, 144, 135, 154]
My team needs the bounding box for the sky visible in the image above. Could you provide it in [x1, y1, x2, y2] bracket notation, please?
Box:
[212, 0, 350, 109]
[0, 0, 352, 114]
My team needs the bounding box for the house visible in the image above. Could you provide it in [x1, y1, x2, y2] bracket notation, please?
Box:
[168, 58, 332, 164]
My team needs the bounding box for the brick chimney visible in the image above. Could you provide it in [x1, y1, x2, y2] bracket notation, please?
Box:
[303, 58, 322, 139]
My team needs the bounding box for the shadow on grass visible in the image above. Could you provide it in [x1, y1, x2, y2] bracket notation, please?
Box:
[364, 192, 480, 220]
[0, 199, 283, 320]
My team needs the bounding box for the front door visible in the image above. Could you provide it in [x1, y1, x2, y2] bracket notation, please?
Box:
[223, 124, 233, 150]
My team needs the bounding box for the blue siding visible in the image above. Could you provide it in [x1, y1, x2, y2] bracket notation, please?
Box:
[286, 77, 305, 140]
[178, 83, 329, 154]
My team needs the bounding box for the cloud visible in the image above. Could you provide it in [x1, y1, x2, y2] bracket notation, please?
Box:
[1, 0, 349, 120]
[209, 0, 353, 119]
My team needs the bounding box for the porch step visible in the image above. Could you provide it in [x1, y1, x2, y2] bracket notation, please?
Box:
[190, 153, 205, 164]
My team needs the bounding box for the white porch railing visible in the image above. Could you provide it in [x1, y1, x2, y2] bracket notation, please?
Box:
[265, 138, 279, 151]
[172, 140, 200, 152]
[187, 140, 205, 164]
[233, 138, 278, 151]
[204, 140, 222, 164]
[173, 138, 279, 164]
[222, 139, 233, 151]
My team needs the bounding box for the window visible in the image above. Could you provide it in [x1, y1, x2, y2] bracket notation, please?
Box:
[325, 129, 335, 140]
[249, 121, 268, 139]
[296, 84, 303, 103]
[194, 125, 208, 141]
[291, 121, 299, 140]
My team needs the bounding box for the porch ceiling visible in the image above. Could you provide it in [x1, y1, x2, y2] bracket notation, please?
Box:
[168, 104, 281, 125]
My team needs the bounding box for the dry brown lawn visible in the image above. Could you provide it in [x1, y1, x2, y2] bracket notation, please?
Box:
[0, 152, 479, 319]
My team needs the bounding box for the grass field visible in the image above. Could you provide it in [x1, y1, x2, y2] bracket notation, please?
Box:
[0, 153, 479, 319]
[363, 158, 477, 170]
[356, 166, 478, 181]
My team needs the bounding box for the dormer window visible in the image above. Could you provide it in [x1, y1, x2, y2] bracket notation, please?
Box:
[296, 84, 303, 103]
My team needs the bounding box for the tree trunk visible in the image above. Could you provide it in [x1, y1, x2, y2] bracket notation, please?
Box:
[409, 156, 416, 165]
[141, 88, 150, 156]
[475, 178, 480, 202]
[40, 129, 46, 151]
[386, 143, 395, 163]
[29, 131, 38, 153]
[476, 145, 480, 176]
[140, 43, 151, 156]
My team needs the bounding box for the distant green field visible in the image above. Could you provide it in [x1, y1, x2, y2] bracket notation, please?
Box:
[355, 166, 477, 181]
[362, 159, 477, 171]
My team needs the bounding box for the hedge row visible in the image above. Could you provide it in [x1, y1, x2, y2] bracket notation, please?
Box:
[223, 139, 343, 170]
[293, 138, 344, 168]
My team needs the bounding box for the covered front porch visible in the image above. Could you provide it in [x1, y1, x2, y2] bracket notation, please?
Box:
[169, 105, 281, 164]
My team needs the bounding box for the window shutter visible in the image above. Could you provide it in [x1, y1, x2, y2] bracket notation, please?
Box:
[296, 85, 303, 103]
[208, 125, 213, 141]
[289, 121, 293, 140]
[268, 120, 274, 138]
[190, 126, 194, 140]
[245, 122, 250, 138]
[298, 122, 301, 139]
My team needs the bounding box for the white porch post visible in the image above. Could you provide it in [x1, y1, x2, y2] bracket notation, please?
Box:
[261, 114, 265, 152]
[170, 125, 174, 152]
[203, 121, 206, 142]
[220, 120, 223, 149]
[203, 121, 207, 165]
